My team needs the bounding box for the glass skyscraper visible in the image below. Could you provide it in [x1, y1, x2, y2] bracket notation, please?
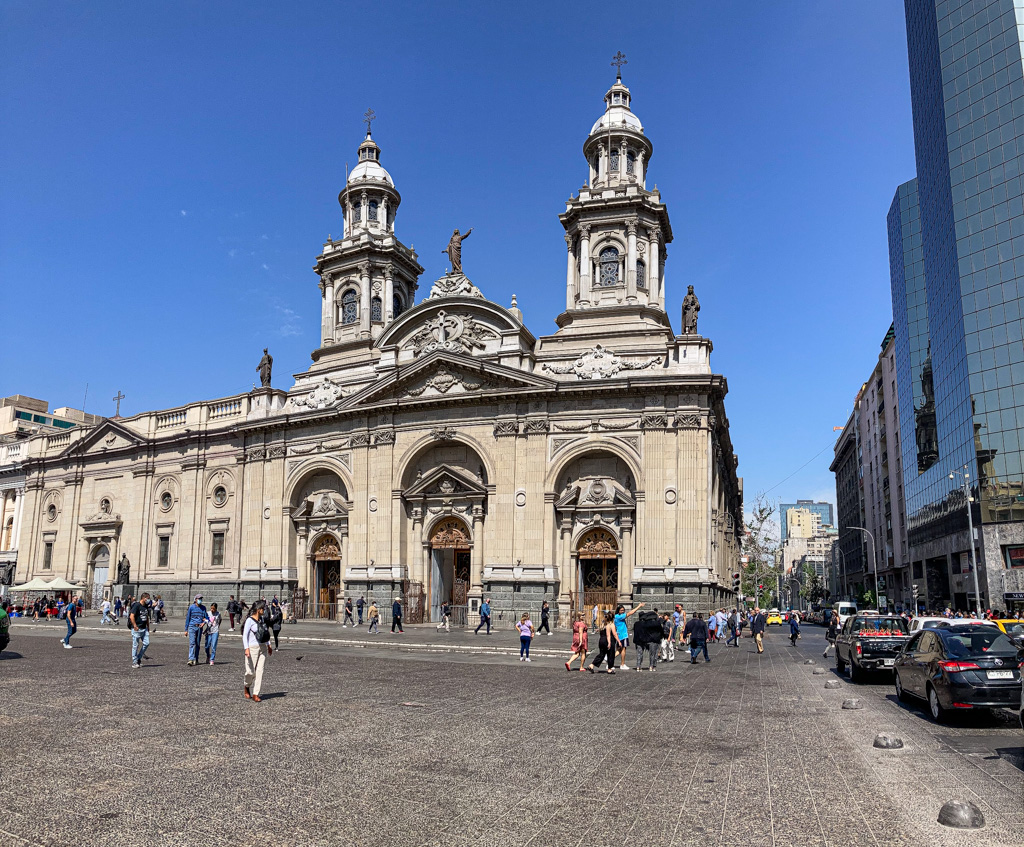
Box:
[889, 0, 1024, 611]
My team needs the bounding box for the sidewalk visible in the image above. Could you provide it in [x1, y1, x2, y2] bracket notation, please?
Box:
[9, 614, 575, 657]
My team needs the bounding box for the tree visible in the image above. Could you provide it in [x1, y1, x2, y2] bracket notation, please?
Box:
[800, 562, 825, 605]
[741, 496, 781, 609]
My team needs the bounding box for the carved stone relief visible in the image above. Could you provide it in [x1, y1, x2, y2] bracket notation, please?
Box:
[292, 376, 345, 411]
[541, 345, 661, 380]
[405, 310, 497, 357]
[493, 420, 518, 437]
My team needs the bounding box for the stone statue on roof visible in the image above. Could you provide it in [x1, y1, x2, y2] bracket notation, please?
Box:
[442, 228, 473, 275]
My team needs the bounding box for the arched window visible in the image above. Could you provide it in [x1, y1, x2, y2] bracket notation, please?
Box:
[609, 147, 620, 173]
[393, 293, 403, 318]
[368, 200, 378, 222]
[371, 296, 382, 322]
[353, 202, 361, 222]
[598, 247, 620, 286]
[626, 151, 635, 175]
[636, 259, 646, 289]
[341, 289, 358, 325]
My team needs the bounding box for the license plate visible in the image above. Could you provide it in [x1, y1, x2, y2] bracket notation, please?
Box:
[882, 658, 895, 666]
[987, 670, 1013, 679]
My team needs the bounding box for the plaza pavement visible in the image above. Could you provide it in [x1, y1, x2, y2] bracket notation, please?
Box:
[1, 621, 1022, 847]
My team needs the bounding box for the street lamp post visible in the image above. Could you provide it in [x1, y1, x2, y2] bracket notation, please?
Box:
[949, 465, 983, 617]
[831, 544, 847, 601]
[846, 526, 880, 611]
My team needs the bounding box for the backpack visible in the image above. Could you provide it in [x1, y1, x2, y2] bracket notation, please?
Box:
[255, 617, 271, 644]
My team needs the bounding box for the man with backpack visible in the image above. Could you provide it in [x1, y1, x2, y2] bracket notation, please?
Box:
[726, 609, 741, 647]
[227, 595, 239, 631]
[242, 601, 273, 703]
[633, 609, 662, 671]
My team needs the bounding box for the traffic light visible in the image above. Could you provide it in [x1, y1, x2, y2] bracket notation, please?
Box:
[731, 572, 741, 593]
[758, 583, 763, 590]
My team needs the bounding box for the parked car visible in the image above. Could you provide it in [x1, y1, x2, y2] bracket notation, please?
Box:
[992, 619, 1024, 649]
[909, 616, 998, 633]
[894, 624, 1022, 722]
[835, 614, 911, 682]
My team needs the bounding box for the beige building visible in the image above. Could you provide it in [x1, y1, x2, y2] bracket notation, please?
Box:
[786, 507, 822, 540]
[14, 75, 743, 623]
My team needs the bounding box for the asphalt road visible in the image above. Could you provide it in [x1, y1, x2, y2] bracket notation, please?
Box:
[2, 622, 1021, 847]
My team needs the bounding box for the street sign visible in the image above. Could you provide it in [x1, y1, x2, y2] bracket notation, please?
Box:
[1004, 591, 1024, 601]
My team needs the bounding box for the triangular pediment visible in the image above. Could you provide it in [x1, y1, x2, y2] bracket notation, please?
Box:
[341, 350, 556, 409]
[62, 419, 145, 458]
[404, 463, 487, 499]
[556, 477, 635, 510]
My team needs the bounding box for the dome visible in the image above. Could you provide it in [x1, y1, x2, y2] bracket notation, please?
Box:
[348, 159, 394, 186]
[590, 107, 643, 135]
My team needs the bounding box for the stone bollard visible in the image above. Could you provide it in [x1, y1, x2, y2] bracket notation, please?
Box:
[937, 800, 985, 829]
[812, 668, 826, 675]
[803, 659, 814, 665]
[873, 733, 904, 750]
[841, 698, 863, 710]
[825, 679, 842, 689]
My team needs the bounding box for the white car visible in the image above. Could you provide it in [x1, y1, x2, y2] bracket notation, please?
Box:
[832, 601, 858, 627]
[908, 616, 998, 633]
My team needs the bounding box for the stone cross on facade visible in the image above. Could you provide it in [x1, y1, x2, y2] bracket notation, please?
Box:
[112, 390, 125, 417]
[611, 51, 627, 79]
[363, 108, 376, 135]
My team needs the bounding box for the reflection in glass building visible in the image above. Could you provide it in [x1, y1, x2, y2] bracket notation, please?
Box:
[889, 0, 1024, 613]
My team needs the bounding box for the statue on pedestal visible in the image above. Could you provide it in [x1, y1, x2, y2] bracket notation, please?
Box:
[257, 348, 273, 388]
[682, 285, 700, 334]
[442, 227, 473, 275]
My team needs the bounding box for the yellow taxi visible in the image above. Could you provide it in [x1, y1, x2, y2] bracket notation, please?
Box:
[766, 609, 783, 626]
[993, 618, 1024, 643]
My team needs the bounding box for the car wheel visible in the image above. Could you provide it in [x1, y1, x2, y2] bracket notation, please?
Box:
[927, 685, 947, 723]
[895, 672, 909, 702]
[836, 650, 846, 673]
[849, 657, 861, 683]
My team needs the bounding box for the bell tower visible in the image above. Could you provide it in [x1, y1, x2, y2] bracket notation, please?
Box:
[312, 113, 423, 359]
[557, 61, 673, 328]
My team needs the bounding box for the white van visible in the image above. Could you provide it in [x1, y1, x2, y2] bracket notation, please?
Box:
[832, 601, 858, 626]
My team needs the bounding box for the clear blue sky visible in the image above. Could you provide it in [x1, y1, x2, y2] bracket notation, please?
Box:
[0, 1, 915, 513]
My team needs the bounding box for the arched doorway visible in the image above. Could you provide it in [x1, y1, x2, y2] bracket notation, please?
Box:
[312, 535, 342, 619]
[88, 544, 110, 610]
[574, 528, 619, 623]
[429, 517, 471, 623]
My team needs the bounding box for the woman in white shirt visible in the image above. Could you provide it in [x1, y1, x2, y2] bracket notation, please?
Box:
[242, 601, 271, 702]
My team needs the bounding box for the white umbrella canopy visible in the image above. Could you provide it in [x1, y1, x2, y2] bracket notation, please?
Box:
[44, 577, 86, 591]
[9, 577, 53, 592]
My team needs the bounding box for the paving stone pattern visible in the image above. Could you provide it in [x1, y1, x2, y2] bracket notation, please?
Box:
[1, 624, 1021, 847]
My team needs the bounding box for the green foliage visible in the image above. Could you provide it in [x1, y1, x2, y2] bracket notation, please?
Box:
[741, 496, 781, 608]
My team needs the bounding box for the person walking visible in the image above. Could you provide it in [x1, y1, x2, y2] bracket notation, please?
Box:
[516, 612, 535, 662]
[60, 595, 78, 649]
[367, 600, 380, 634]
[538, 600, 551, 636]
[391, 597, 404, 633]
[673, 605, 686, 649]
[185, 595, 207, 666]
[586, 612, 618, 674]
[633, 611, 660, 672]
[129, 593, 151, 668]
[436, 601, 451, 633]
[268, 598, 283, 649]
[113, 596, 123, 623]
[242, 601, 272, 702]
[356, 595, 365, 626]
[658, 612, 676, 662]
[566, 612, 588, 671]
[100, 597, 113, 625]
[475, 597, 491, 634]
[683, 612, 710, 663]
[788, 610, 801, 647]
[613, 602, 644, 670]
[205, 603, 222, 664]
[227, 595, 239, 631]
[750, 607, 767, 654]
[343, 597, 354, 627]
[726, 609, 740, 647]
[823, 612, 839, 658]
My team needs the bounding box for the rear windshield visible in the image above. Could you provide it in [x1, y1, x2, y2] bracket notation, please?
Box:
[1002, 622, 1024, 636]
[853, 617, 908, 633]
[940, 629, 1017, 656]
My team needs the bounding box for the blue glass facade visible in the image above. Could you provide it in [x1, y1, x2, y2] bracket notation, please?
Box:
[892, 0, 1024, 609]
[779, 501, 835, 540]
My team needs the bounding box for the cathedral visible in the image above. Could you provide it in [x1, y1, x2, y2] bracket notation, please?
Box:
[15, 71, 743, 625]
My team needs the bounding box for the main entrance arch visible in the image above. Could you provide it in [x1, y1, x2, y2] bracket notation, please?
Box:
[574, 528, 619, 623]
[312, 535, 342, 619]
[428, 517, 471, 623]
[88, 544, 110, 610]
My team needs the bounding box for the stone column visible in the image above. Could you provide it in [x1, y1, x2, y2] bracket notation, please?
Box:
[359, 262, 371, 337]
[626, 219, 638, 303]
[360, 192, 368, 231]
[578, 225, 592, 306]
[381, 197, 389, 233]
[659, 245, 667, 307]
[321, 274, 335, 344]
[384, 264, 395, 323]
[471, 507, 484, 590]
[564, 234, 576, 311]
[647, 228, 661, 307]
[598, 144, 606, 182]
[637, 151, 645, 189]
[620, 521, 634, 601]
[618, 140, 627, 180]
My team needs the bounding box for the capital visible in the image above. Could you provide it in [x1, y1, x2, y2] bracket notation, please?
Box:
[646, 226, 661, 242]
[384, 262, 394, 279]
[564, 233, 573, 249]
[580, 224, 592, 237]
[358, 262, 371, 275]
[626, 218, 638, 235]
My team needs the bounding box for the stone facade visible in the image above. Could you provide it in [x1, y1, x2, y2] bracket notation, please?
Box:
[14, 76, 744, 624]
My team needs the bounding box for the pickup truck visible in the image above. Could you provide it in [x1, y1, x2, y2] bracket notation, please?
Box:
[835, 614, 911, 682]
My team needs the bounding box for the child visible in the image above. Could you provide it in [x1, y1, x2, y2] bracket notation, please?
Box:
[566, 612, 588, 671]
[517, 612, 535, 662]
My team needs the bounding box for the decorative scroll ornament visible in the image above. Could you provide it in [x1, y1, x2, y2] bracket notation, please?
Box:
[541, 345, 661, 380]
[404, 365, 484, 398]
[432, 428, 457, 441]
[292, 377, 345, 411]
[430, 518, 471, 548]
[641, 414, 668, 429]
[493, 420, 518, 437]
[427, 273, 484, 300]
[674, 414, 701, 429]
[577, 528, 618, 555]
[313, 536, 340, 560]
[405, 310, 497, 357]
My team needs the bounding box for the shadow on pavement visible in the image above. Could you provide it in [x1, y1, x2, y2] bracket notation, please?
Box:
[0, 651, 25, 660]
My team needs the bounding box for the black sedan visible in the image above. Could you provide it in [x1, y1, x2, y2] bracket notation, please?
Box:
[893, 625, 1023, 722]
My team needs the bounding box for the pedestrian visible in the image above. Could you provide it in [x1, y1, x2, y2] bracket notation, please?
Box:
[673, 604, 686, 648]
[205, 603, 222, 665]
[517, 612, 535, 661]
[683, 612, 710, 663]
[227, 595, 238, 631]
[586, 612, 618, 674]
[566, 611, 588, 671]
[633, 611, 661, 672]
[475, 597, 491, 634]
[268, 598, 283, 649]
[185, 595, 207, 666]
[129, 593, 152, 668]
[436, 600, 451, 632]
[356, 595, 365, 626]
[726, 608, 740, 647]
[716, 609, 728, 643]
[243, 601, 272, 703]
[750, 607, 767, 654]
[659, 612, 675, 662]
[823, 612, 839, 658]
[391, 597, 404, 633]
[100, 596, 113, 625]
[343, 596, 354, 627]
[538, 600, 551, 635]
[788, 610, 801, 646]
[613, 602, 644, 670]
[113, 596, 123, 622]
[60, 595, 78, 649]
[367, 600, 380, 634]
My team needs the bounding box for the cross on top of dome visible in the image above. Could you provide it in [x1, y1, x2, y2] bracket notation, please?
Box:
[611, 51, 627, 81]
